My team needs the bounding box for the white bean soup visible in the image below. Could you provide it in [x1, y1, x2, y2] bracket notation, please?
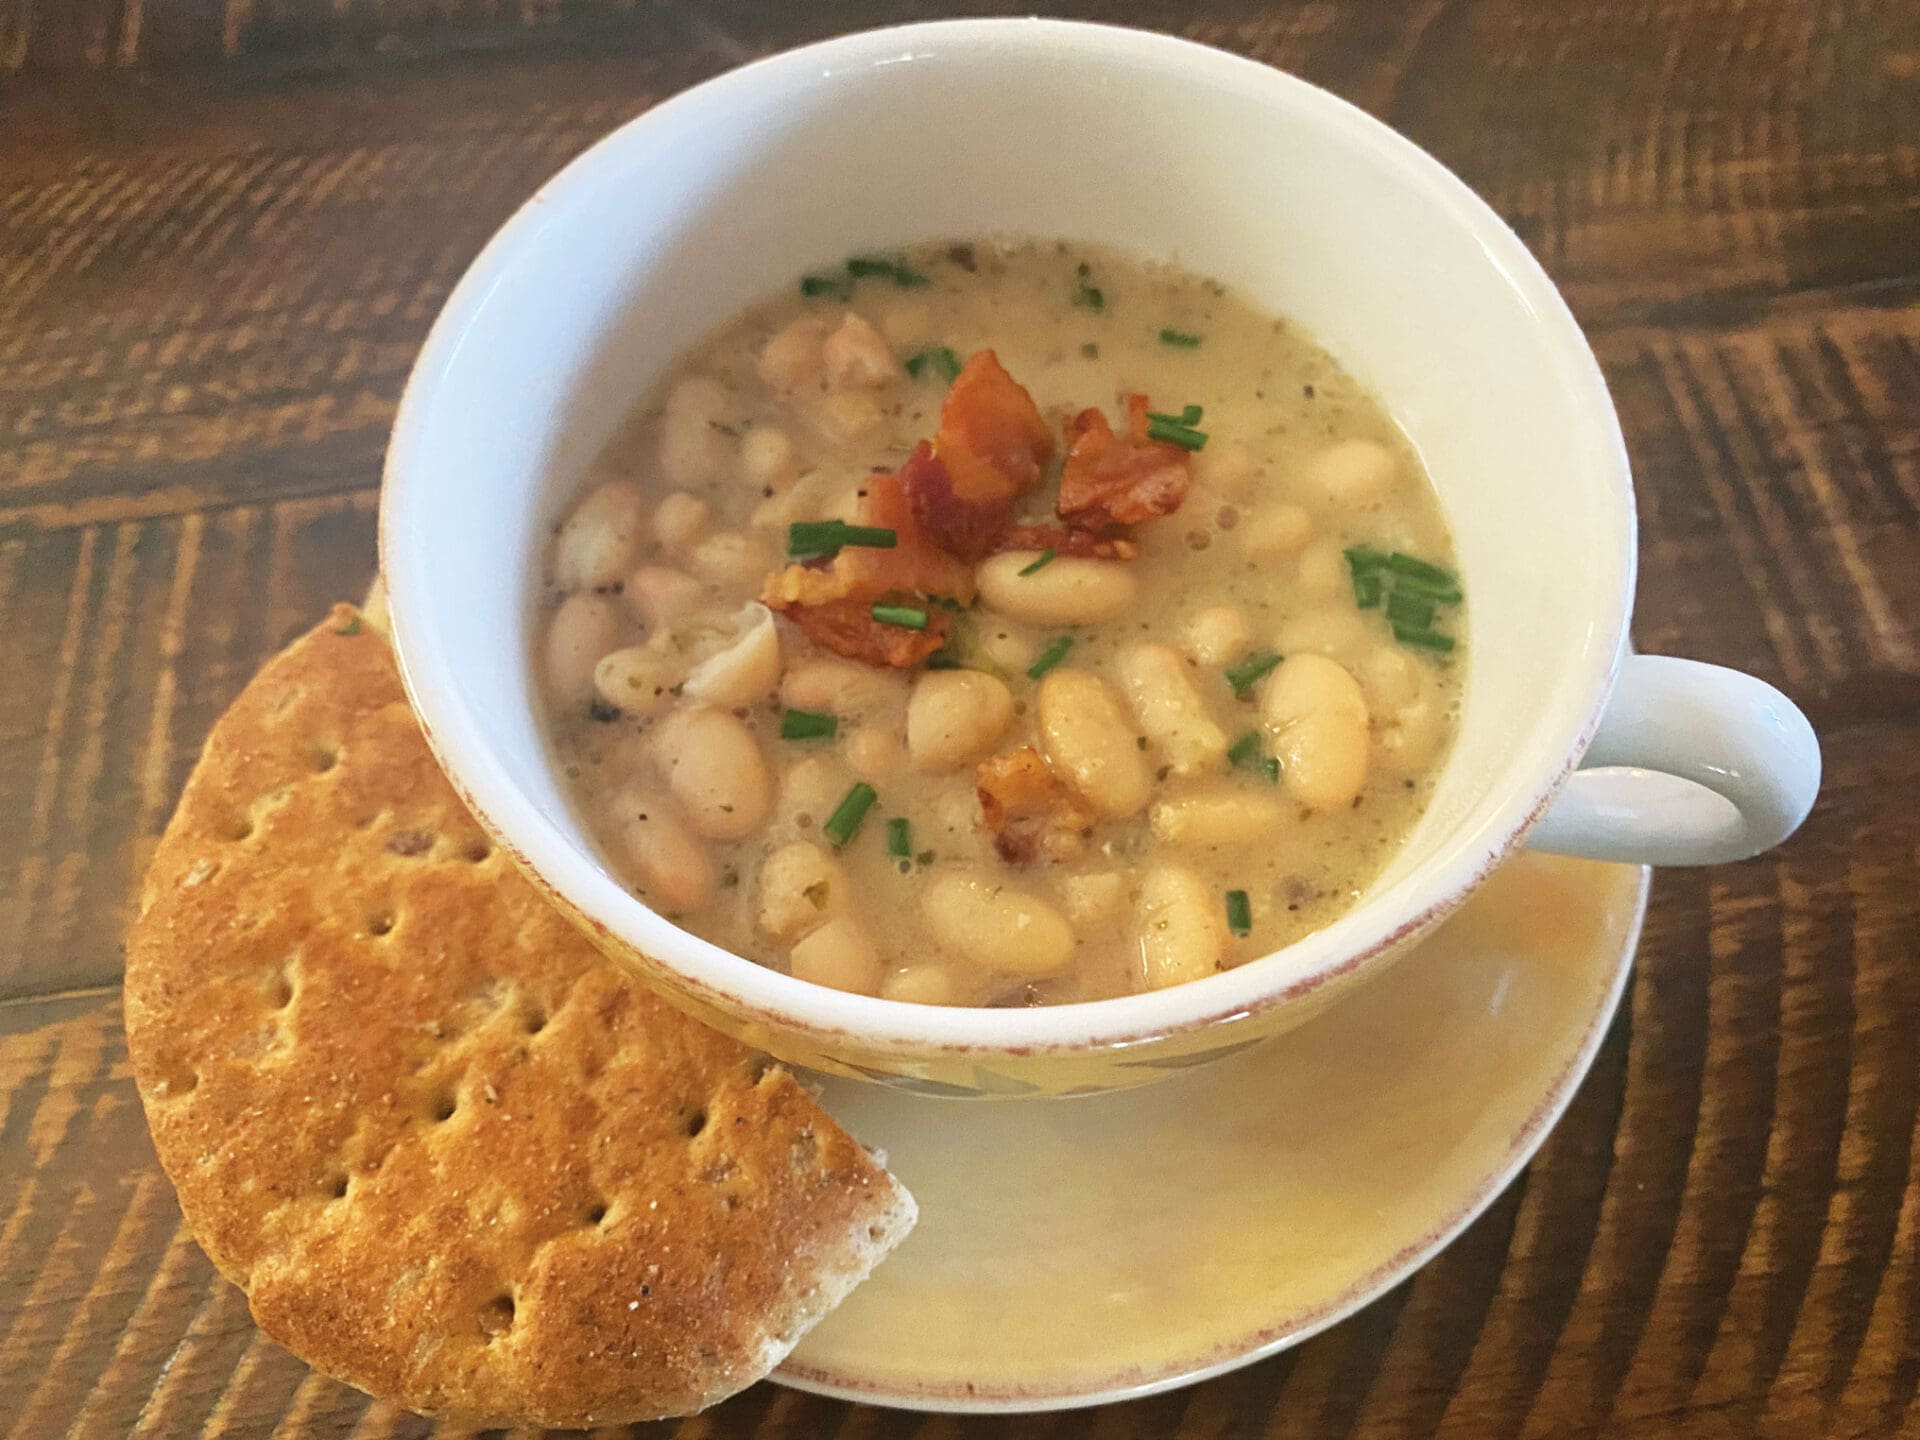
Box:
[537, 239, 1464, 1006]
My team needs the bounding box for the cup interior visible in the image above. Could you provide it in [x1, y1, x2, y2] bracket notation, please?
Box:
[382, 20, 1633, 1049]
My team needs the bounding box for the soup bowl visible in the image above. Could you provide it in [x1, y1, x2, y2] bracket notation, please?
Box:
[380, 19, 1819, 1096]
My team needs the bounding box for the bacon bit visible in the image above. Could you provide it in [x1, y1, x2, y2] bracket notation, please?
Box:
[935, 351, 1055, 504]
[976, 747, 1094, 865]
[998, 525, 1140, 561]
[785, 596, 951, 668]
[901, 440, 1013, 563]
[1057, 395, 1191, 533]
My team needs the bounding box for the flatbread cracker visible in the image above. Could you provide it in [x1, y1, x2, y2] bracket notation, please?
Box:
[124, 605, 915, 1427]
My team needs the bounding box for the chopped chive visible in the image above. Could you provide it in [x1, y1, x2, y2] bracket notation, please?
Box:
[1145, 416, 1209, 450]
[871, 603, 929, 630]
[1394, 624, 1457, 653]
[1159, 328, 1203, 348]
[780, 708, 838, 741]
[1027, 636, 1074, 680]
[1146, 405, 1203, 427]
[847, 254, 930, 288]
[823, 782, 878, 848]
[1386, 552, 1463, 601]
[1072, 263, 1105, 310]
[1344, 545, 1392, 574]
[904, 346, 962, 383]
[1386, 590, 1437, 630]
[1386, 567, 1463, 604]
[1017, 548, 1057, 576]
[787, 520, 898, 559]
[1225, 650, 1282, 696]
[1260, 756, 1281, 785]
[1227, 731, 1263, 768]
[1225, 889, 1252, 937]
[800, 273, 853, 300]
[1353, 570, 1385, 608]
[886, 817, 912, 860]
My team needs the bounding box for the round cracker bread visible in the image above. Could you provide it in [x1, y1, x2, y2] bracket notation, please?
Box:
[125, 605, 914, 1427]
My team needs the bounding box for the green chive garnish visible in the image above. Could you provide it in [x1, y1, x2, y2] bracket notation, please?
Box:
[1017, 549, 1057, 576]
[1386, 591, 1437, 630]
[1225, 650, 1281, 696]
[846, 254, 930, 288]
[1146, 405, 1203, 427]
[1394, 625, 1457, 653]
[780, 709, 838, 741]
[800, 274, 853, 300]
[1385, 557, 1464, 603]
[788, 520, 898, 559]
[1225, 890, 1252, 937]
[871, 603, 929, 630]
[1227, 731, 1262, 768]
[1159, 328, 1202, 348]
[904, 346, 962, 383]
[1027, 636, 1074, 680]
[1345, 545, 1391, 574]
[886, 817, 912, 860]
[1353, 571, 1385, 608]
[1072, 263, 1104, 310]
[1261, 756, 1281, 784]
[1145, 416, 1209, 450]
[823, 783, 878, 848]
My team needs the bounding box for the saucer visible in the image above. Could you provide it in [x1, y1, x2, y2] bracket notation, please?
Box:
[776, 853, 1649, 1411]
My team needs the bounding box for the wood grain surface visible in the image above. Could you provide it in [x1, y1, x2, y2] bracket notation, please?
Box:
[2, 2, 1916, 1436]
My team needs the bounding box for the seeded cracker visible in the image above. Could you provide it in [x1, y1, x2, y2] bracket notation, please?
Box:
[124, 605, 915, 1427]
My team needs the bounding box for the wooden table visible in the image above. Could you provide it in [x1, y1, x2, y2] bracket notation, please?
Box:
[3, 2, 1916, 1435]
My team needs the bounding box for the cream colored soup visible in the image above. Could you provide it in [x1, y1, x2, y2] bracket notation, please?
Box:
[538, 240, 1463, 1006]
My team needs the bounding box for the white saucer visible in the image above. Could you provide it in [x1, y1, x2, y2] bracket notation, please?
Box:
[776, 853, 1649, 1412]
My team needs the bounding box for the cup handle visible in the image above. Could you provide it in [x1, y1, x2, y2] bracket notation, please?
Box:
[1525, 654, 1821, 866]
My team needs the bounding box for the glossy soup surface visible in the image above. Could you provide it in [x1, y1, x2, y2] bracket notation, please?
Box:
[537, 239, 1464, 1006]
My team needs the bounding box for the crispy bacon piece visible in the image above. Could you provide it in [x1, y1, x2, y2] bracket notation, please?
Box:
[782, 596, 951, 668]
[976, 747, 1094, 865]
[936, 351, 1056, 504]
[1057, 394, 1191, 533]
[838, 469, 976, 602]
[997, 524, 1140, 561]
[901, 441, 1011, 563]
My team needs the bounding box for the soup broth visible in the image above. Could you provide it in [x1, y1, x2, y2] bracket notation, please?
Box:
[537, 239, 1463, 1006]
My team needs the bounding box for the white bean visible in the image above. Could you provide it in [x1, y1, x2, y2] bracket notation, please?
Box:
[921, 871, 1075, 978]
[1274, 607, 1373, 666]
[689, 530, 773, 590]
[808, 390, 884, 445]
[1366, 652, 1448, 774]
[1150, 788, 1288, 846]
[757, 841, 845, 941]
[1241, 503, 1314, 558]
[1136, 864, 1228, 989]
[651, 705, 774, 840]
[843, 723, 907, 782]
[659, 377, 733, 488]
[1060, 871, 1126, 926]
[976, 552, 1138, 625]
[1356, 645, 1422, 713]
[652, 491, 711, 554]
[906, 670, 1015, 771]
[1182, 606, 1249, 666]
[1191, 438, 1256, 494]
[1037, 669, 1153, 818]
[592, 644, 683, 717]
[757, 316, 827, 395]
[1306, 439, 1396, 508]
[552, 481, 646, 592]
[738, 425, 798, 491]
[625, 566, 705, 629]
[1116, 642, 1227, 778]
[1293, 538, 1349, 602]
[789, 916, 883, 995]
[781, 656, 908, 719]
[776, 756, 848, 833]
[682, 602, 781, 707]
[881, 965, 962, 1005]
[1260, 653, 1371, 811]
[821, 312, 896, 390]
[544, 594, 622, 708]
[607, 788, 714, 913]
